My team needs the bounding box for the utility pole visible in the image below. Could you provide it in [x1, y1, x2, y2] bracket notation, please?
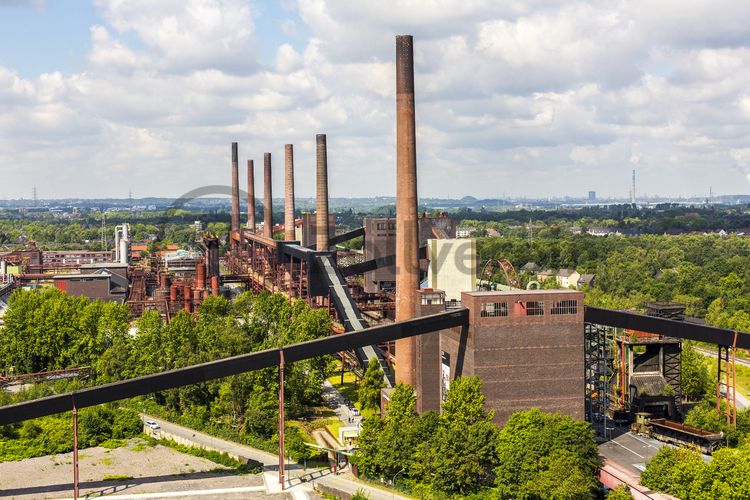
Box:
[100, 212, 106, 251]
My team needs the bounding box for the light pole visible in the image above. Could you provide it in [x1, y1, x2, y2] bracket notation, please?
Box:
[391, 467, 406, 500]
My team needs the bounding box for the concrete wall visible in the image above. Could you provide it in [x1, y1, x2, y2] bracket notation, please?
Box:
[427, 238, 476, 302]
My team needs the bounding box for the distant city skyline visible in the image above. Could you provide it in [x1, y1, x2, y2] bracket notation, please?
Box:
[1, 1, 750, 200]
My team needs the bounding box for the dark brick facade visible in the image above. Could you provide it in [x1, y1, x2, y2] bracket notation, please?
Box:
[415, 289, 585, 425]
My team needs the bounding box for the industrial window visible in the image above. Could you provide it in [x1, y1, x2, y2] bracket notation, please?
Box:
[377, 223, 386, 230]
[525, 301, 545, 316]
[480, 302, 508, 317]
[388, 223, 396, 230]
[551, 299, 578, 315]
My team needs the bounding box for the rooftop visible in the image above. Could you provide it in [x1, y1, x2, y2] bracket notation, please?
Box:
[463, 289, 582, 297]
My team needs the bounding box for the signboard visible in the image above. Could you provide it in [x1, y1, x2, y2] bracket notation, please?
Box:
[441, 351, 450, 401]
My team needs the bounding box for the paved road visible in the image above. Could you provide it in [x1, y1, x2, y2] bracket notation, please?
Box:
[598, 430, 665, 476]
[695, 345, 750, 369]
[321, 380, 363, 447]
[694, 347, 750, 409]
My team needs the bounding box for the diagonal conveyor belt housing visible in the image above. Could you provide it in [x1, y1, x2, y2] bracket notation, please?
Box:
[315, 253, 394, 387]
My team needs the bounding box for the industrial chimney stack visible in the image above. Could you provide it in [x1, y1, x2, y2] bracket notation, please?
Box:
[231, 143, 240, 237]
[284, 144, 296, 241]
[247, 160, 256, 232]
[316, 134, 329, 251]
[264, 153, 273, 238]
[394, 35, 419, 387]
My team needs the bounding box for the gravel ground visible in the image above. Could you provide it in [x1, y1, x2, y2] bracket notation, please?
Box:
[0, 438, 286, 499]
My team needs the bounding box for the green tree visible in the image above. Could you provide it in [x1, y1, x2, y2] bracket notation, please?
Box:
[681, 341, 711, 401]
[358, 358, 384, 411]
[606, 485, 633, 500]
[419, 376, 499, 495]
[495, 408, 600, 499]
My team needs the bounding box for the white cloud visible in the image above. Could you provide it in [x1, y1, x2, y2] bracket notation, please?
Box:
[2, 0, 750, 199]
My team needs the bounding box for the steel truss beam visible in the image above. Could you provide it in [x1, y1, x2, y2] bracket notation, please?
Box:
[0, 309, 468, 426]
[585, 306, 750, 348]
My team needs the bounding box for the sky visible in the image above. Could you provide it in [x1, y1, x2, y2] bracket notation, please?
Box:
[1, 1, 750, 201]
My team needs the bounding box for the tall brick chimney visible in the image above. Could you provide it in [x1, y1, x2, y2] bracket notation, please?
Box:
[247, 160, 255, 231]
[395, 35, 419, 387]
[230, 142, 240, 238]
[263, 152, 273, 239]
[284, 144, 296, 241]
[316, 134, 329, 251]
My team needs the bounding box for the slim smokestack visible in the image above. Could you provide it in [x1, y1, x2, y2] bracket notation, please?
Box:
[264, 152, 273, 238]
[231, 142, 240, 234]
[316, 134, 329, 251]
[631, 169, 636, 205]
[247, 160, 256, 231]
[284, 144, 296, 241]
[395, 35, 419, 387]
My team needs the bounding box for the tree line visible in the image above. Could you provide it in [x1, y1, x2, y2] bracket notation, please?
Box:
[353, 377, 602, 499]
[0, 289, 333, 460]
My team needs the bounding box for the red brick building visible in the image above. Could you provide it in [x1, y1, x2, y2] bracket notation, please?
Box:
[415, 289, 585, 424]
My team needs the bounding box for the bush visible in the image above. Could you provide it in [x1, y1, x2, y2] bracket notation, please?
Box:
[100, 438, 127, 449]
[606, 485, 633, 499]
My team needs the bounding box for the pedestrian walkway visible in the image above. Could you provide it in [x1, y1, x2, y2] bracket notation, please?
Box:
[141, 414, 409, 499]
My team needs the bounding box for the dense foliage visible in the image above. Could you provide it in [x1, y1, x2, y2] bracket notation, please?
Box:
[476, 232, 750, 329]
[641, 444, 750, 498]
[0, 406, 142, 461]
[0, 288, 130, 374]
[0, 289, 333, 461]
[353, 377, 599, 498]
[684, 401, 750, 448]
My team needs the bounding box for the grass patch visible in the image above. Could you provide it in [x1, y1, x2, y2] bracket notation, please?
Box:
[703, 357, 750, 397]
[130, 438, 156, 452]
[326, 419, 344, 438]
[328, 370, 359, 405]
[147, 437, 262, 475]
[102, 474, 133, 481]
[100, 438, 127, 449]
[99, 457, 114, 466]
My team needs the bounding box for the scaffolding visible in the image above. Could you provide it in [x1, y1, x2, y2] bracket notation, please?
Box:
[716, 332, 738, 429]
[584, 323, 614, 437]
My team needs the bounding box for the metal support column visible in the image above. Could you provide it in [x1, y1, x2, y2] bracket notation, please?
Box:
[278, 350, 285, 489]
[73, 403, 79, 499]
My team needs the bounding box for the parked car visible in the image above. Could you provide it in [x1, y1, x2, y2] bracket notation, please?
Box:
[145, 420, 160, 430]
[351, 407, 360, 416]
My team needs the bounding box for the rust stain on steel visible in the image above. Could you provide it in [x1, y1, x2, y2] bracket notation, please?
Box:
[395, 35, 419, 387]
[316, 134, 330, 251]
[231, 142, 240, 234]
[247, 159, 256, 232]
[284, 144, 296, 241]
[264, 152, 273, 239]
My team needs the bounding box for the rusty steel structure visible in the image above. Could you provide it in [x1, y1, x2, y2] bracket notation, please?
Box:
[394, 34, 419, 387]
[316, 134, 330, 252]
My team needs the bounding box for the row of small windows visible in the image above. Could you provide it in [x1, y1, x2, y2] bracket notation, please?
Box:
[479, 299, 578, 317]
[376, 222, 396, 231]
[480, 302, 508, 317]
